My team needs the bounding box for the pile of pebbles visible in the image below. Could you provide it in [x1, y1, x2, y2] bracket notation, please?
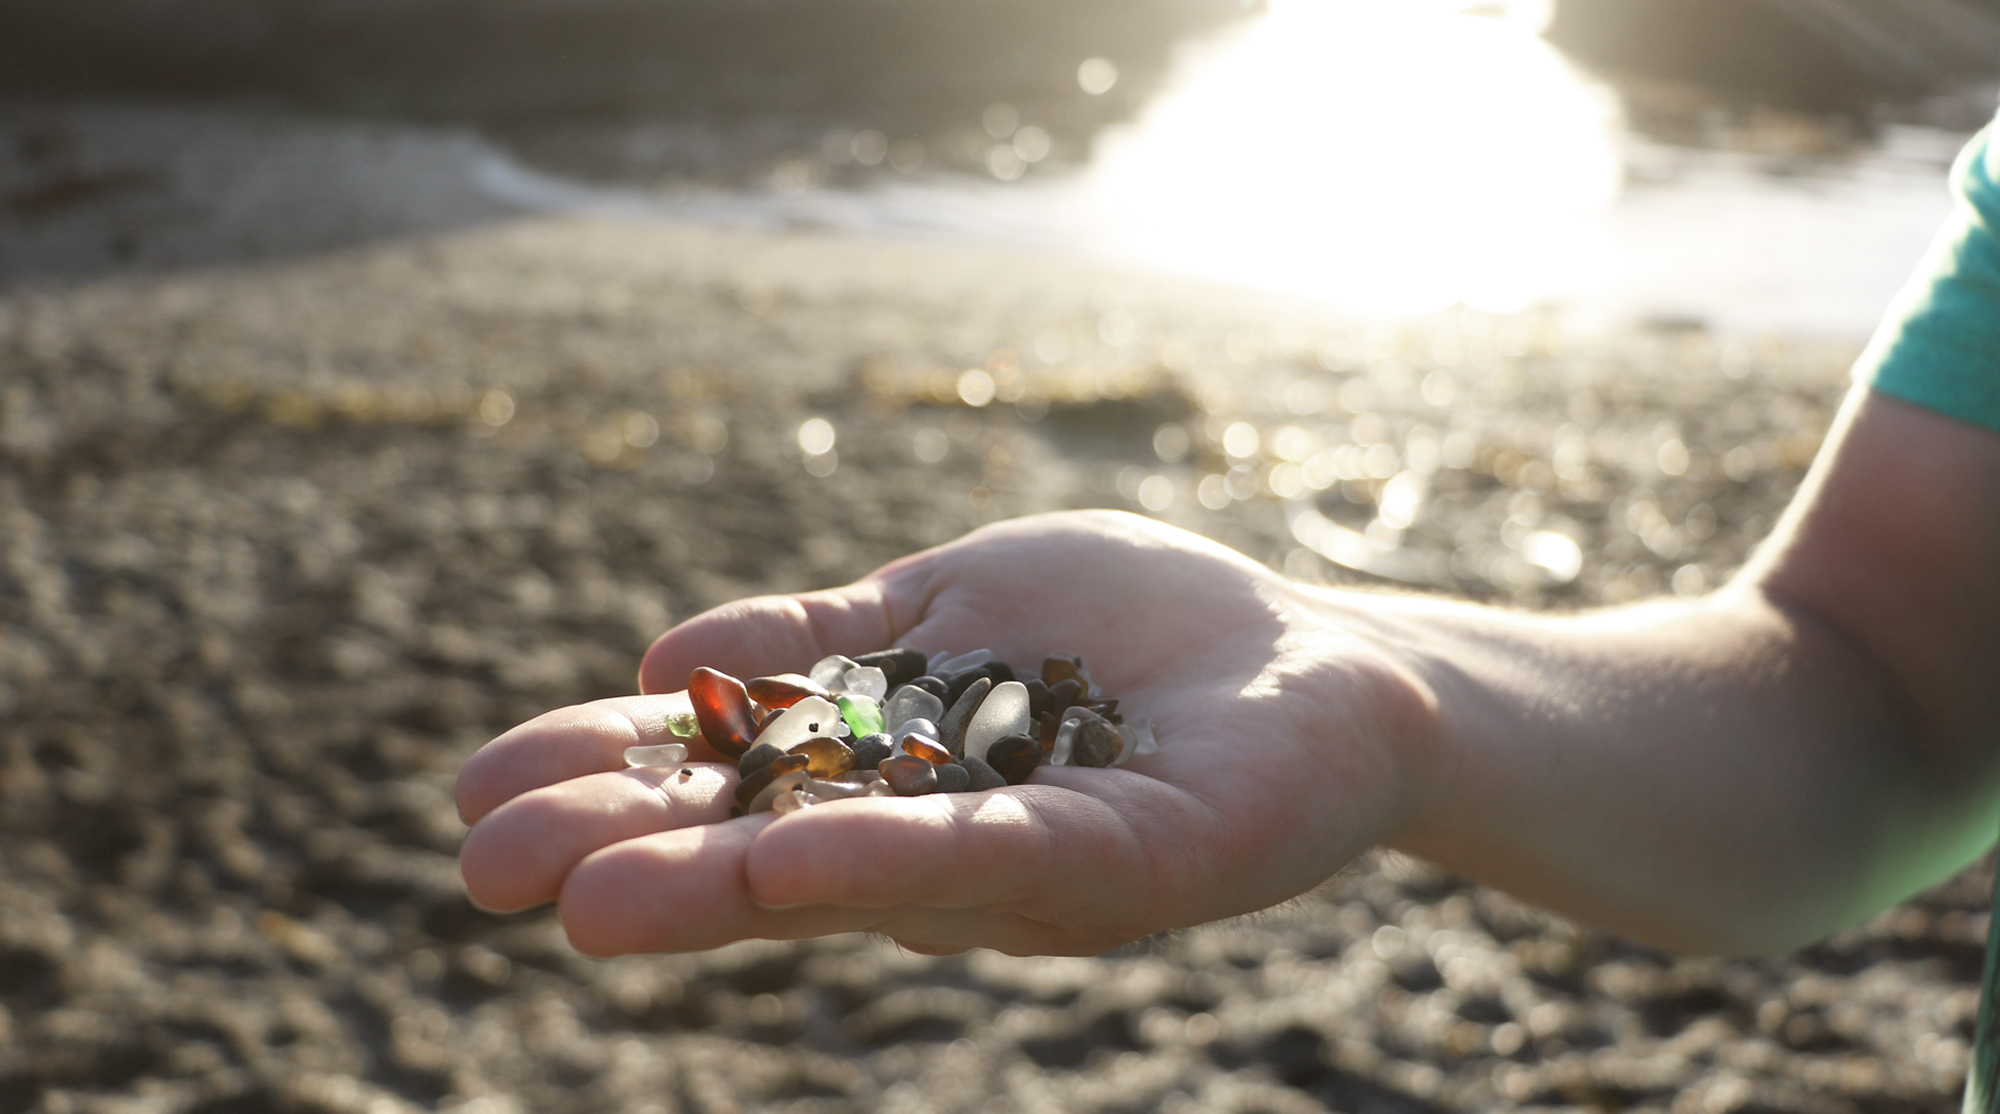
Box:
[623, 648, 1157, 813]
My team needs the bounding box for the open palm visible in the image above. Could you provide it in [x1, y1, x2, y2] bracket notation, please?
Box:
[456, 511, 1428, 956]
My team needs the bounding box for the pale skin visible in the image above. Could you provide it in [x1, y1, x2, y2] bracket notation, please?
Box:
[456, 385, 2000, 959]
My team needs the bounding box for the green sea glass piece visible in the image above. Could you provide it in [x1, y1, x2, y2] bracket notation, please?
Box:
[837, 694, 885, 739]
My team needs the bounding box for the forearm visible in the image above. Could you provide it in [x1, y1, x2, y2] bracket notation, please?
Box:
[1321, 584, 2000, 955]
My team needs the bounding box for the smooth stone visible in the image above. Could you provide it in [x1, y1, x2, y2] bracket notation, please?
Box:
[962, 681, 1031, 764]
[1041, 652, 1092, 692]
[900, 735, 952, 766]
[981, 659, 1016, 685]
[942, 669, 987, 707]
[736, 742, 784, 778]
[881, 687, 945, 734]
[1045, 678, 1084, 716]
[879, 754, 938, 796]
[787, 736, 856, 779]
[985, 734, 1042, 785]
[623, 742, 689, 768]
[840, 666, 889, 701]
[1049, 707, 1108, 767]
[1071, 720, 1125, 768]
[903, 675, 950, 702]
[933, 648, 993, 674]
[849, 733, 894, 769]
[736, 753, 811, 806]
[748, 770, 812, 812]
[853, 647, 928, 689]
[961, 756, 1007, 792]
[934, 762, 971, 793]
[808, 654, 861, 690]
[745, 673, 831, 709]
[688, 666, 760, 759]
[1023, 678, 1051, 721]
[755, 696, 851, 753]
[769, 787, 816, 814]
[937, 676, 992, 759]
[836, 693, 885, 737]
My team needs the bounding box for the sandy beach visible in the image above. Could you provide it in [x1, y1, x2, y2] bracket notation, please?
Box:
[0, 98, 1985, 1114]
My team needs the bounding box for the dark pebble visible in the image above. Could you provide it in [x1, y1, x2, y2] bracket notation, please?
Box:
[1024, 677, 1051, 721]
[853, 647, 929, 689]
[879, 754, 939, 796]
[850, 733, 893, 769]
[735, 752, 810, 806]
[942, 669, 986, 706]
[934, 762, 971, 793]
[1037, 710, 1058, 752]
[938, 676, 992, 759]
[986, 734, 1042, 785]
[961, 756, 1008, 792]
[904, 675, 950, 702]
[1071, 720, 1125, 768]
[980, 659, 1016, 685]
[737, 742, 784, 779]
[1046, 678, 1084, 716]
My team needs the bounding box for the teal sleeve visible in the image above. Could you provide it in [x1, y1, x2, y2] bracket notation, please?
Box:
[1857, 122, 2000, 433]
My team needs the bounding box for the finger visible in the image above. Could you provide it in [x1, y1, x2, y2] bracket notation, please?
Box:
[460, 763, 735, 913]
[867, 906, 1146, 958]
[456, 695, 707, 824]
[638, 578, 926, 695]
[742, 770, 1220, 933]
[557, 816, 895, 956]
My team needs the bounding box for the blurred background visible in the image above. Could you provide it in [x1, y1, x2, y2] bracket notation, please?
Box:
[2, 1, 1998, 1112]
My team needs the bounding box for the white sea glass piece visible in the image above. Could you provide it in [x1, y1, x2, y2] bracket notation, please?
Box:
[807, 778, 880, 801]
[756, 696, 850, 754]
[882, 686, 945, 733]
[1113, 721, 1158, 766]
[749, 770, 811, 812]
[935, 648, 993, 674]
[841, 666, 888, 700]
[809, 654, 860, 690]
[770, 787, 815, 814]
[895, 718, 940, 745]
[623, 742, 690, 768]
[962, 681, 1031, 763]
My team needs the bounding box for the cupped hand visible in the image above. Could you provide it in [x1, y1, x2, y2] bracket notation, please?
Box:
[456, 510, 1435, 956]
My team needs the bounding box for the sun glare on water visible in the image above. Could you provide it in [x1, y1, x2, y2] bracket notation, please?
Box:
[1082, 0, 1623, 314]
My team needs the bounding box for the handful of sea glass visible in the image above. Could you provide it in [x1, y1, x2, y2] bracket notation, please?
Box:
[623, 648, 1157, 815]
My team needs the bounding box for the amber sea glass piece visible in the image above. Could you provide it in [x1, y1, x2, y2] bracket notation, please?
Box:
[788, 736, 857, 779]
[745, 673, 832, 710]
[986, 734, 1042, 785]
[690, 666, 760, 759]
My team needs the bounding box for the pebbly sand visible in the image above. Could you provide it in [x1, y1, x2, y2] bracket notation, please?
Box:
[0, 100, 1986, 1114]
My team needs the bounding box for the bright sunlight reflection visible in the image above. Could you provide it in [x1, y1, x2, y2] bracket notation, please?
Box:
[1082, 0, 1622, 314]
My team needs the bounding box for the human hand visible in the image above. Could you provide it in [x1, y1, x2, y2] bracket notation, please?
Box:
[456, 510, 1435, 956]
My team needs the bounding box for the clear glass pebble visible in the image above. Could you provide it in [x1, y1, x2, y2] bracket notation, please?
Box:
[770, 787, 815, 814]
[748, 770, 812, 812]
[1050, 706, 1109, 767]
[809, 654, 860, 690]
[882, 687, 945, 733]
[934, 648, 994, 674]
[895, 718, 940, 744]
[841, 666, 889, 701]
[623, 742, 690, 768]
[963, 681, 1031, 763]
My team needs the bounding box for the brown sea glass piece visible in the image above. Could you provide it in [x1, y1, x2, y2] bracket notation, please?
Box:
[746, 673, 832, 710]
[689, 666, 761, 759]
[900, 735, 952, 766]
[788, 736, 856, 779]
[986, 734, 1042, 785]
[1041, 653, 1089, 690]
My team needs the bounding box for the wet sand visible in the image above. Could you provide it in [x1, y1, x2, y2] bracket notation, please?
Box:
[0, 101, 1984, 1114]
